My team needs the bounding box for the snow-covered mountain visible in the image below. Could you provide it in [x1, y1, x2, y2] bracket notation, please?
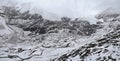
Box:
[0, 0, 120, 61]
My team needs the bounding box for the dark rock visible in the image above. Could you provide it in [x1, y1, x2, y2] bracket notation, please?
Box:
[102, 49, 109, 53]
[92, 48, 98, 52]
[87, 43, 97, 48]
[96, 21, 103, 24]
[91, 24, 103, 29]
[18, 48, 25, 53]
[96, 57, 101, 60]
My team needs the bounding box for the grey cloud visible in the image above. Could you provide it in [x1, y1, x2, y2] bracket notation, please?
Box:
[1, 0, 120, 18]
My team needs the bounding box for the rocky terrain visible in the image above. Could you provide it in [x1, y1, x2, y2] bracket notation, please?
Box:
[0, 5, 120, 61]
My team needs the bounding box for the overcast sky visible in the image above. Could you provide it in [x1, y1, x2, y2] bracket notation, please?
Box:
[1, 0, 120, 18]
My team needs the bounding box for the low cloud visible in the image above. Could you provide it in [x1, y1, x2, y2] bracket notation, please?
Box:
[1, 0, 120, 18]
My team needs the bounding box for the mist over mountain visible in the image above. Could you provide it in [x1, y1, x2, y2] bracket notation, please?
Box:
[1, 0, 120, 19]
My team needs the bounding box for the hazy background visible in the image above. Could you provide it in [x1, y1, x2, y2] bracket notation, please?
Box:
[0, 0, 120, 18]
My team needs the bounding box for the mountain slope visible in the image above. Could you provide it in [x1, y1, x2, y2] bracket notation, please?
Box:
[53, 29, 120, 61]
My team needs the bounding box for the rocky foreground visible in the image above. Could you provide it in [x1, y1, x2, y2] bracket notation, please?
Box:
[53, 30, 120, 61]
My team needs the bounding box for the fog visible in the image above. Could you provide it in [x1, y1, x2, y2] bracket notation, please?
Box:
[1, 0, 120, 18]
